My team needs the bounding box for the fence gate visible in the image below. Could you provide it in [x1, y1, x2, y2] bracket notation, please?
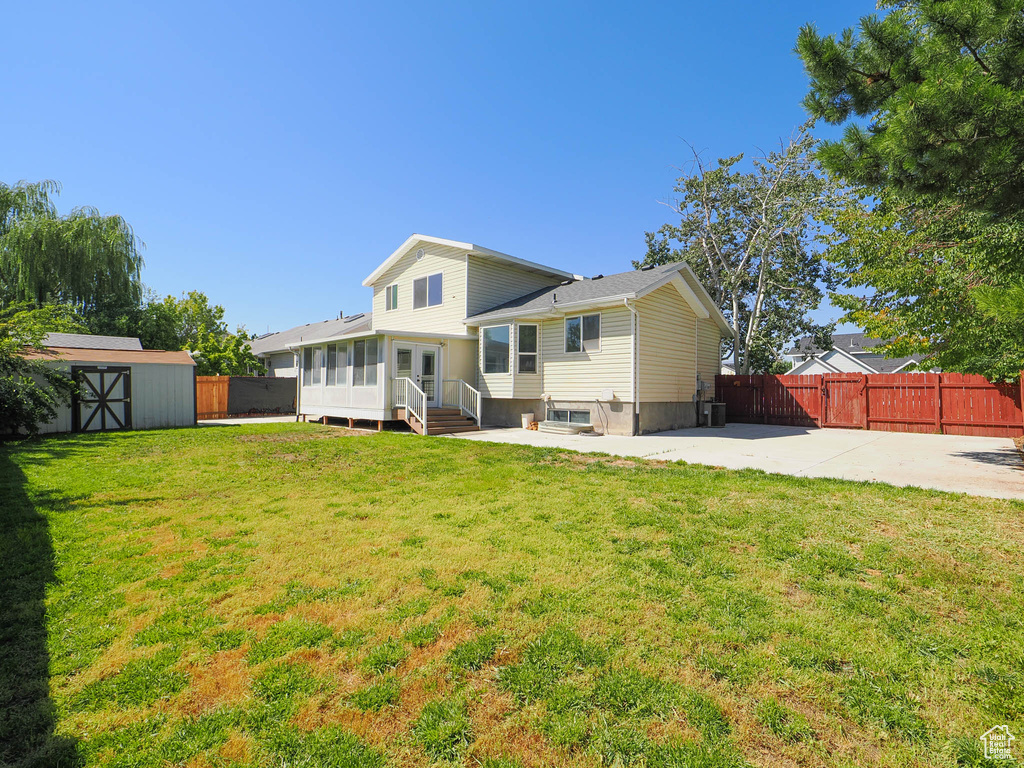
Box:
[821, 373, 866, 429]
[71, 366, 132, 432]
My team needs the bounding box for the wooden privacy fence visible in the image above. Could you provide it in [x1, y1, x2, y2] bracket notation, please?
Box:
[196, 376, 230, 419]
[716, 372, 1024, 438]
[195, 376, 296, 420]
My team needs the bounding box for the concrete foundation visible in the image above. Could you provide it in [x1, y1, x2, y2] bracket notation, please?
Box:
[482, 398, 636, 436]
[638, 401, 698, 434]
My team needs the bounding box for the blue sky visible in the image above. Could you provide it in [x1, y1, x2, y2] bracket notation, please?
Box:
[5, 1, 871, 335]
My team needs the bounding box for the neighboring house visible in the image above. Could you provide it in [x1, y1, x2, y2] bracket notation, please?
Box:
[27, 333, 196, 433]
[289, 234, 729, 435]
[248, 314, 373, 377]
[785, 333, 924, 376]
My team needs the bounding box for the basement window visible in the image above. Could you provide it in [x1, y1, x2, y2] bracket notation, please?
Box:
[547, 408, 591, 425]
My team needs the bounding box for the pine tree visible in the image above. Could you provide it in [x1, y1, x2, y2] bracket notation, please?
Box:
[796, 0, 1024, 219]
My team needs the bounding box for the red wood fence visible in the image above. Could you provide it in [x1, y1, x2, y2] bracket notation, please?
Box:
[716, 373, 1024, 438]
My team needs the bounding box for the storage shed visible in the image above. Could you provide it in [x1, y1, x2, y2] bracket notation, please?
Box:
[26, 333, 197, 433]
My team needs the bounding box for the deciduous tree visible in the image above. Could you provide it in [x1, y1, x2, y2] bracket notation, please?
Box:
[637, 125, 843, 374]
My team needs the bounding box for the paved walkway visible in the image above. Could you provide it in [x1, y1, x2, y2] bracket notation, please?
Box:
[451, 423, 1024, 500]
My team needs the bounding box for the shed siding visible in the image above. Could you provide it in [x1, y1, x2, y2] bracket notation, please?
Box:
[370, 243, 468, 336]
[465, 257, 561, 317]
[636, 285, 697, 402]
[538, 305, 633, 400]
[37, 361, 195, 433]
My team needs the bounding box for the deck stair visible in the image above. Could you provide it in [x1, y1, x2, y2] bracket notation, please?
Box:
[412, 407, 480, 435]
[394, 378, 482, 436]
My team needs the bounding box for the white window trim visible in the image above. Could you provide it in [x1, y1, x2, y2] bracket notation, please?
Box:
[412, 272, 444, 311]
[564, 312, 601, 354]
[481, 324, 512, 376]
[326, 342, 348, 387]
[352, 338, 379, 387]
[385, 283, 399, 311]
[517, 322, 540, 374]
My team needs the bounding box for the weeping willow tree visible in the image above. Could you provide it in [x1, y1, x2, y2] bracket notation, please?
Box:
[0, 180, 143, 313]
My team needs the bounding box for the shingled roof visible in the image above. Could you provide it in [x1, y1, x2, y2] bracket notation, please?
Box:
[466, 262, 717, 323]
[43, 332, 143, 351]
[248, 313, 373, 355]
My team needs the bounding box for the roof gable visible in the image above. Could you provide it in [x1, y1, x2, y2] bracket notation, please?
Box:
[361, 234, 574, 287]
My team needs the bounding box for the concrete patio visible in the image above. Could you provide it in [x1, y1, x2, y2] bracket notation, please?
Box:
[450, 423, 1024, 500]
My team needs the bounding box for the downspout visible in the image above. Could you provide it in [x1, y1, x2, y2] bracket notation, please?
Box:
[294, 347, 302, 422]
[625, 299, 639, 435]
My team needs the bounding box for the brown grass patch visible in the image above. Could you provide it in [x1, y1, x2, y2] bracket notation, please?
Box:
[178, 649, 251, 715]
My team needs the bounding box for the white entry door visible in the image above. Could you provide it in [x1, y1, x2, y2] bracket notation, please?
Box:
[394, 343, 442, 407]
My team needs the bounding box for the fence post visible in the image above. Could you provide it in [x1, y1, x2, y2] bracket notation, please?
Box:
[1019, 372, 1024, 435]
[863, 374, 869, 430]
[935, 374, 943, 434]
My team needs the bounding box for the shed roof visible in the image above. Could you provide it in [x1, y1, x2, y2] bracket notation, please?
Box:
[248, 313, 373, 355]
[43, 332, 143, 350]
[24, 347, 195, 366]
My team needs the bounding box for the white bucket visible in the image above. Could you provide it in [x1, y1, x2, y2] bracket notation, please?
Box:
[521, 413, 534, 429]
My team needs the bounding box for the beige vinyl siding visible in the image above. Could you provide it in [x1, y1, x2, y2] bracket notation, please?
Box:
[695, 317, 723, 384]
[538, 306, 633, 400]
[636, 284, 698, 402]
[477, 323, 514, 398]
[513, 321, 543, 399]
[444, 338, 477, 383]
[466, 257, 561, 316]
[370, 243, 468, 336]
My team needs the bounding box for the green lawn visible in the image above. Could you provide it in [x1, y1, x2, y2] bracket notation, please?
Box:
[1, 423, 1022, 768]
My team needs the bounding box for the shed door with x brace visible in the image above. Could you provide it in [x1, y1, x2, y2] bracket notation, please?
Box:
[71, 366, 133, 432]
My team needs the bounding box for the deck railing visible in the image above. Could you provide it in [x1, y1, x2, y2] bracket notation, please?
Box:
[442, 379, 481, 423]
[392, 377, 427, 431]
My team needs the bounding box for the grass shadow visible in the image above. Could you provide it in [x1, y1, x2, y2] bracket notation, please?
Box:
[0, 445, 81, 767]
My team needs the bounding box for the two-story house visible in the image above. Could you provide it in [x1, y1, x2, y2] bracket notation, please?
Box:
[289, 234, 729, 435]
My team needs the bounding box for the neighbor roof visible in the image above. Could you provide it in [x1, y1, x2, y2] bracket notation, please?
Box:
[786, 333, 918, 373]
[786, 332, 887, 356]
[362, 234, 577, 287]
[465, 262, 731, 334]
[43, 332, 143, 351]
[248, 313, 373, 355]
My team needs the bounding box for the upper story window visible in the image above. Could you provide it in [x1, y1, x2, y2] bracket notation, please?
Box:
[482, 325, 511, 374]
[385, 284, 399, 311]
[518, 324, 538, 373]
[565, 313, 601, 353]
[413, 273, 443, 309]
